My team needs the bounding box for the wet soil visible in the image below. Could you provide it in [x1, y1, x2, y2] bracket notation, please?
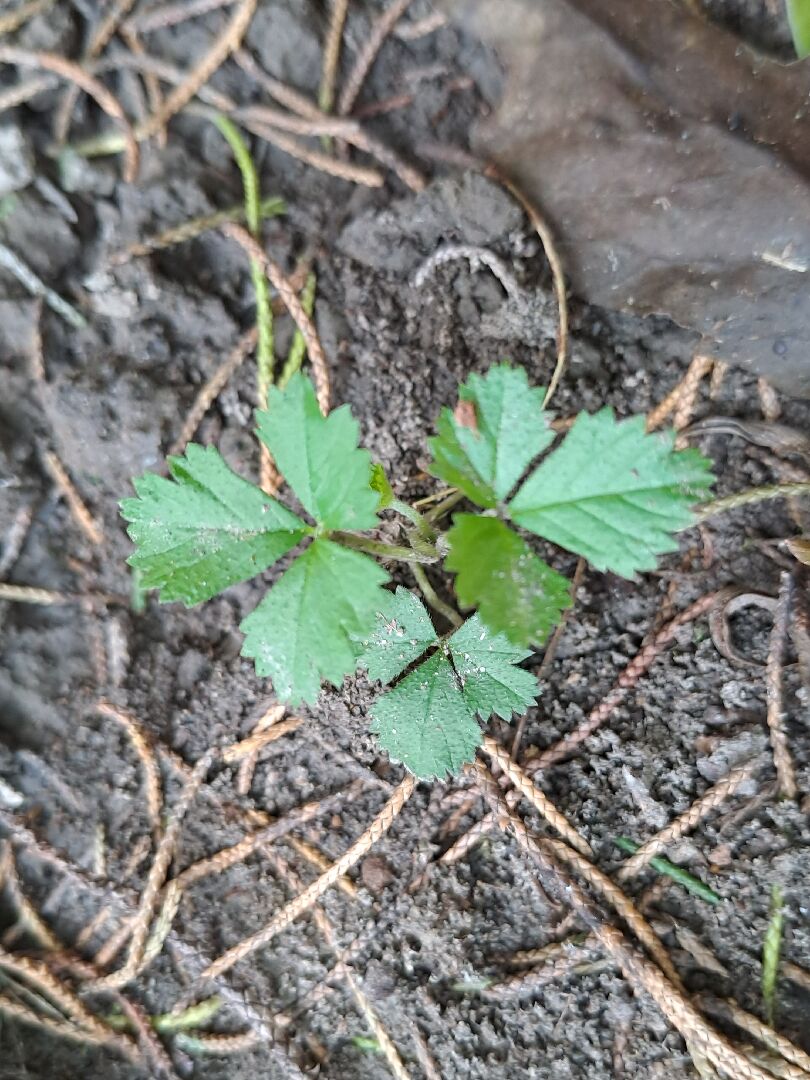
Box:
[0, 2, 809, 1078]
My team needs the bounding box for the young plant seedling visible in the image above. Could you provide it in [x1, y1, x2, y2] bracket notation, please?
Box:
[121, 364, 713, 779]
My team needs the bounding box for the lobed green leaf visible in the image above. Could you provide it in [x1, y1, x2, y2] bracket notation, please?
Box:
[240, 539, 389, 705]
[120, 444, 306, 606]
[509, 409, 714, 577]
[356, 586, 438, 684]
[370, 652, 482, 779]
[428, 364, 554, 508]
[448, 615, 538, 721]
[256, 372, 380, 530]
[446, 514, 572, 647]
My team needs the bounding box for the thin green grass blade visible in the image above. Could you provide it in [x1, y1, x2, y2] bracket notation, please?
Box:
[613, 837, 720, 905]
[762, 883, 784, 1025]
[214, 115, 274, 403]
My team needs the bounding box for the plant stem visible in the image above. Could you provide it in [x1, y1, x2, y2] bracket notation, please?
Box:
[331, 532, 439, 564]
[214, 115, 274, 404]
[696, 483, 810, 522]
[278, 271, 316, 388]
[411, 564, 463, 627]
[389, 499, 437, 541]
[424, 488, 465, 523]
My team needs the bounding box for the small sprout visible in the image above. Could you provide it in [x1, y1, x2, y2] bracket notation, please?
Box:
[762, 883, 784, 1025]
[351, 1035, 383, 1053]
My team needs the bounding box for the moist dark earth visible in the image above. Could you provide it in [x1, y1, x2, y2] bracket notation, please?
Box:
[1, 2, 809, 1078]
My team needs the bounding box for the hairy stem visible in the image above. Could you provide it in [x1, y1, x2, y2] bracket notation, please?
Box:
[412, 564, 463, 627]
[331, 532, 439, 564]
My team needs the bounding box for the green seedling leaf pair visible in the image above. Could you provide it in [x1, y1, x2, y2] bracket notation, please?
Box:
[359, 588, 537, 778]
[430, 365, 713, 647]
[122, 362, 713, 779]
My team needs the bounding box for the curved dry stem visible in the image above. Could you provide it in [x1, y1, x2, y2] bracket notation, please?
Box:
[95, 701, 163, 843]
[484, 163, 569, 408]
[473, 764, 781, 1080]
[338, 0, 414, 116]
[194, 775, 416, 987]
[92, 749, 216, 989]
[139, 0, 256, 140]
[481, 737, 592, 858]
[0, 46, 138, 181]
[616, 756, 766, 883]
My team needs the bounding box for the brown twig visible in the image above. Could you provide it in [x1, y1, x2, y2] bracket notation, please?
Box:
[616, 755, 766, 883]
[268, 852, 411, 1080]
[338, 0, 414, 116]
[220, 715, 303, 764]
[126, 0, 236, 34]
[647, 354, 713, 433]
[0, 0, 54, 35]
[193, 775, 416, 987]
[221, 223, 331, 412]
[695, 995, 810, 1077]
[241, 118, 385, 187]
[673, 355, 714, 434]
[439, 592, 727, 869]
[481, 737, 592, 858]
[0, 46, 138, 181]
[473, 764, 780, 1080]
[0, 991, 121, 1052]
[41, 451, 103, 545]
[0, 811, 282, 1050]
[52, 0, 138, 145]
[95, 702, 163, 842]
[0, 503, 34, 580]
[173, 780, 364, 892]
[320, 0, 349, 116]
[527, 590, 727, 774]
[118, 24, 166, 146]
[92, 750, 217, 990]
[484, 163, 569, 408]
[542, 836, 682, 988]
[486, 939, 608, 998]
[138, 0, 256, 141]
[234, 103, 424, 190]
[167, 327, 257, 456]
[765, 573, 798, 799]
[154, 739, 358, 898]
[235, 703, 285, 795]
[0, 583, 70, 605]
[0, 842, 60, 951]
[0, 946, 138, 1057]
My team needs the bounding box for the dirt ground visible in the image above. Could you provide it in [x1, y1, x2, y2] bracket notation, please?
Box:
[1, 2, 809, 1078]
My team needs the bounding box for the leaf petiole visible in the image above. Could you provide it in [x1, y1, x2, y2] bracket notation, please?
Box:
[331, 531, 439, 564]
[411, 563, 463, 627]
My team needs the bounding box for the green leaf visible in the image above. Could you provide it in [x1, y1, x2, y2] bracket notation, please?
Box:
[370, 652, 482, 779]
[240, 539, 389, 705]
[428, 364, 554, 508]
[120, 444, 307, 606]
[370, 463, 394, 509]
[787, 0, 810, 57]
[357, 587, 438, 684]
[448, 614, 538, 720]
[509, 410, 714, 577]
[445, 515, 572, 646]
[256, 372, 380, 530]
